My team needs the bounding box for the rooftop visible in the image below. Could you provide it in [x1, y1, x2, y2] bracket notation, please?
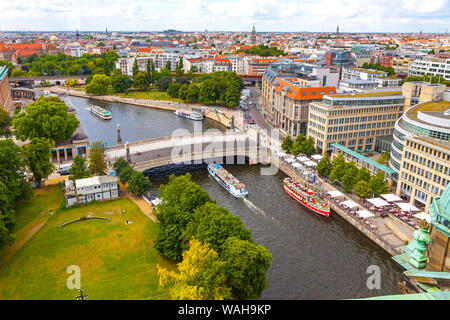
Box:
[332, 91, 402, 98]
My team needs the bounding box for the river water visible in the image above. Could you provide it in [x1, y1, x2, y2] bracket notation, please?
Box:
[65, 95, 405, 300]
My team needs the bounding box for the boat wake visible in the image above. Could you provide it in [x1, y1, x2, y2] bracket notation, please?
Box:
[243, 198, 267, 216]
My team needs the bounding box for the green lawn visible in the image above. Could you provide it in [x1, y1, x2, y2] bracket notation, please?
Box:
[0, 187, 172, 300]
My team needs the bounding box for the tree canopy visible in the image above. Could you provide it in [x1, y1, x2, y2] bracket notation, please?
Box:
[12, 96, 79, 143]
[23, 138, 54, 185]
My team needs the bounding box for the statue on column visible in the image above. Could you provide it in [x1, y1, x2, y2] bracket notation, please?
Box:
[408, 220, 432, 269]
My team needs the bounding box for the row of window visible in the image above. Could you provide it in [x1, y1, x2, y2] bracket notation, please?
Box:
[405, 140, 450, 162]
[403, 151, 450, 173]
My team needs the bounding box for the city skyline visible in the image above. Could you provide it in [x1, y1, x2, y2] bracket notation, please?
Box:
[1, 0, 449, 33]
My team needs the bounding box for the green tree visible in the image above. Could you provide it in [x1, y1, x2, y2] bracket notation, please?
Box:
[316, 155, 332, 177]
[13, 96, 79, 143]
[341, 162, 359, 193]
[186, 83, 200, 103]
[132, 59, 139, 78]
[118, 166, 134, 184]
[369, 171, 389, 197]
[178, 84, 189, 102]
[11, 69, 27, 77]
[329, 153, 346, 184]
[0, 60, 15, 76]
[156, 77, 172, 92]
[302, 137, 316, 156]
[355, 166, 371, 184]
[0, 108, 12, 137]
[281, 136, 294, 154]
[113, 157, 130, 176]
[158, 238, 231, 300]
[0, 139, 32, 201]
[23, 138, 54, 186]
[85, 74, 110, 95]
[133, 71, 149, 90]
[354, 180, 373, 200]
[175, 57, 184, 77]
[111, 73, 132, 93]
[222, 237, 272, 300]
[89, 141, 107, 176]
[167, 82, 182, 98]
[0, 181, 15, 250]
[128, 170, 151, 196]
[69, 155, 90, 181]
[182, 202, 252, 254]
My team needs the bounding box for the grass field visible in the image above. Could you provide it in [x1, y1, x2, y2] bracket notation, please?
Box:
[0, 186, 172, 300]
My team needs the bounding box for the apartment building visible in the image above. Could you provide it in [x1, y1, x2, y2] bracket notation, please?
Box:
[408, 56, 450, 81]
[308, 91, 405, 155]
[262, 65, 336, 137]
[342, 67, 388, 80]
[392, 57, 411, 72]
[247, 58, 279, 75]
[393, 100, 450, 211]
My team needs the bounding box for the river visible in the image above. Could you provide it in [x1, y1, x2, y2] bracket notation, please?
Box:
[65, 94, 405, 300]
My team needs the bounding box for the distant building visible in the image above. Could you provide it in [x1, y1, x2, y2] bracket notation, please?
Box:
[64, 175, 120, 207]
[0, 43, 57, 64]
[0, 66, 12, 114]
[251, 24, 257, 44]
[408, 56, 450, 81]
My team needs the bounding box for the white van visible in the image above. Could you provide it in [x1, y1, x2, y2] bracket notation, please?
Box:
[57, 163, 72, 175]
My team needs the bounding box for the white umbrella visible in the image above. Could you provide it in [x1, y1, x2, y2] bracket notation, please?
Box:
[381, 194, 402, 202]
[342, 200, 359, 208]
[276, 152, 287, 157]
[367, 198, 390, 207]
[414, 212, 431, 223]
[285, 158, 295, 163]
[327, 190, 344, 198]
[311, 154, 323, 161]
[304, 161, 317, 167]
[297, 156, 310, 162]
[292, 162, 302, 168]
[396, 202, 419, 212]
[357, 210, 374, 219]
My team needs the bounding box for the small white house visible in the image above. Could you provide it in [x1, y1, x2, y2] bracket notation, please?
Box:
[64, 175, 119, 206]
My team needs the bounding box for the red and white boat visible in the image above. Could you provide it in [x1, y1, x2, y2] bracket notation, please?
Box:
[283, 178, 330, 218]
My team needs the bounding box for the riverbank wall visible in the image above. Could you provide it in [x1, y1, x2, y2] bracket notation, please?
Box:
[276, 159, 402, 257]
[45, 86, 238, 129]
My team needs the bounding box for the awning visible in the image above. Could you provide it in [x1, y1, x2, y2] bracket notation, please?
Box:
[381, 194, 403, 202]
[276, 152, 287, 157]
[395, 202, 420, 212]
[297, 156, 310, 162]
[311, 154, 323, 161]
[304, 161, 317, 167]
[285, 158, 296, 163]
[414, 212, 431, 223]
[327, 190, 344, 198]
[367, 198, 390, 207]
[292, 162, 302, 168]
[357, 210, 375, 219]
[342, 200, 359, 208]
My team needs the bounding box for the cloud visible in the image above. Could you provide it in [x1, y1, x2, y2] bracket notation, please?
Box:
[0, 0, 448, 32]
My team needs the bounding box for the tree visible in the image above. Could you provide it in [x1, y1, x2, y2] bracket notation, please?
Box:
[154, 173, 212, 261]
[158, 238, 231, 300]
[355, 166, 371, 184]
[111, 73, 132, 93]
[0, 60, 15, 76]
[133, 71, 149, 90]
[354, 180, 373, 200]
[23, 138, 54, 185]
[281, 136, 294, 154]
[0, 108, 12, 137]
[224, 84, 241, 107]
[182, 202, 252, 254]
[128, 170, 151, 196]
[85, 74, 110, 95]
[167, 82, 182, 98]
[302, 137, 316, 156]
[221, 237, 272, 300]
[89, 141, 107, 176]
[186, 83, 199, 103]
[178, 84, 189, 102]
[13, 96, 79, 143]
[329, 153, 346, 184]
[316, 155, 332, 177]
[118, 166, 134, 185]
[132, 59, 139, 78]
[369, 171, 389, 197]
[341, 162, 359, 193]
[113, 157, 130, 176]
[175, 57, 184, 77]
[199, 79, 217, 104]
[0, 139, 32, 201]
[0, 181, 15, 250]
[69, 155, 90, 181]
[156, 77, 172, 92]
[11, 69, 27, 77]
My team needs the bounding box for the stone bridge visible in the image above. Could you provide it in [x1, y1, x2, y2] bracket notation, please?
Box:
[105, 129, 278, 173]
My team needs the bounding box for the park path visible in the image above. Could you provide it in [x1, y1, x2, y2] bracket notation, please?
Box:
[0, 218, 49, 265]
[127, 194, 157, 223]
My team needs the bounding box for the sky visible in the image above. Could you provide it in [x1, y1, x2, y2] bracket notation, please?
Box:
[1, 0, 449, 33]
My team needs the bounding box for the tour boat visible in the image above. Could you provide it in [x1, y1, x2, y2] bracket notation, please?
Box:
[174, 110, 203, 121]
[90, 104, 112, 120]
[208, 164, 248, 198]
[283, 178, 330, 217]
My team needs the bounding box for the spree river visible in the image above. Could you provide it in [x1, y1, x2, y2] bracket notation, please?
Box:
[66, 95, 405, 300]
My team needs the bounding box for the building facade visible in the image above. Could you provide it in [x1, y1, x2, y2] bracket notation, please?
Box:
[308, 92, 404, 155]
[408, 57, 450, 81]
[391, 100, 450, 211]
[0, 66, 12, 114]
[64, 175, 120, 207]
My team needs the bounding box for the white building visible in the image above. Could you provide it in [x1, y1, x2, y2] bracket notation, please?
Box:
[408, 57, 450, 81]
[64, 175, 120, 207]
